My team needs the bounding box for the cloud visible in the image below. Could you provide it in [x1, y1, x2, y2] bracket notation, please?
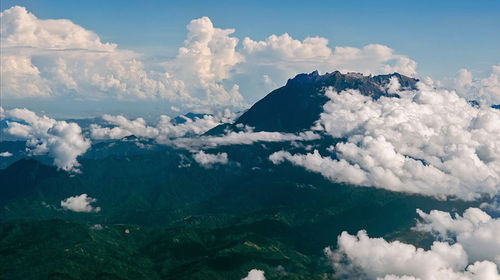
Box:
[169, 16, 244, 105]
[241, 269, 266, 280]
[270, 149, 369, 185]
[60, 194, 101, 213]
[454, 65, 500, 104]
[326, 230, 500, 280]
[193, 151, 228, 168]
[237, 35, 417, 100]
[2, 6, 421, 110]
[90, 114, 159, 139]
[415, 208, 500, 266]
[90, 112, 231, 141]
[0, 6, 241, 106]
[2, 107, 90, 172]
[171, 130, 320, 149]
[0, 151, 13, 157]
[271, 84, 500, 200]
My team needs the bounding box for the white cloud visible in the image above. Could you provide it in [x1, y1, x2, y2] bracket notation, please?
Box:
[241, 269, 266, 280]
[90, 114, 159, 139]
[415, 208, 500, 266]
[0, 151, 13, 157]
[61, 194, 101, 213]
[454, 65, 500, 104]
[193, 151, 228, 168]
[90, 112, 229, 141]
[1, 6, 421, 110]
[0, 6, 240, 106]
[171, 130, 320, 149]
[326, 230, 500, 280]
[456, 68, 474, 90]
[3, 107, 90, 172]
[238, 35, 417, 100]
[169, 16, 244, 105]
[271, 85, 500, 200]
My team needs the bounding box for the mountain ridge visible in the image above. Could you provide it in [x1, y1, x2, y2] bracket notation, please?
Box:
[209, 70, 419, 134]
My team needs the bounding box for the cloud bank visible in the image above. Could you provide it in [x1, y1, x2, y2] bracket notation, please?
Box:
[1, 6, 419, 110]
[271, 84, 500, 200]
[61, 194, 101, 213]
[2, 107, 90, 172]
[326, 229, 500, 280]
[415, 208, 500, 266]
[90, 111, 234, 141]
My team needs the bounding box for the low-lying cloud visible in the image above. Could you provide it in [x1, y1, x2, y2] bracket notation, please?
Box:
[60, 194, 101, 213]
[2, 107, 90, 172]
[241, 269, 266, 280]
[193, 151, 228, 168]
[415, 207, 500, 266]
[271, 84, 500, 200]
[326, 229, 500, 280]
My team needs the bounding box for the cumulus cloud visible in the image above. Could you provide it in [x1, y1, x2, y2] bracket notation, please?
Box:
[415, 208, 500, 265]
[0, 6, 242, 106]
[2, 107, 90, 172]
[326, 230, 500, 280]
[193, 151, 228, 168]
[90, 111, 232, 141]
[241, 269, 266, 280]
[169, 16, 244, 105]
[1, 6, 421, 109]
[271, 84, 500, 200]
[238, 35, 416, 100]
[0, 151, 13, 157]
[455, 65, 500, 104]
[60, 194, 101, 213]
[241, 35, 417, 76]
[171, 130, 320, 149]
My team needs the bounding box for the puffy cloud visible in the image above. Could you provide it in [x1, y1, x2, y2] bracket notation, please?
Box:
[171, 130, 320, 149]
[0, 151, 13, 157]
[326, 230, 500, 280]
[169, 16, 244, 105]
[90, 115, 160, 139]
[242, 35, 416, 76]
[241, 269, 266, 280]
[456, 68, 474, 90]
[271, 85, 500, 200]
[269, 149, 369, 186]
[454, 65, 500, 104]
[90, 112, 229, 140]
[0, 6, 243, 106]
[480, 65, 500, 101]
[238, 35, 416, 100]
[3, 108, 90, 172]
[415, 208, 500, 265]
[2, 6, 421, 110]
[193, 151, 228, 168]
[60, 194, 101, 213]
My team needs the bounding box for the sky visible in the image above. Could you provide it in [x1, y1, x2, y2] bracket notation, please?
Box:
[1, 0, 500, 118]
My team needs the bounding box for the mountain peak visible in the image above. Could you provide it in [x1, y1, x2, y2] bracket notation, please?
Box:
[234, 71, 418, 133]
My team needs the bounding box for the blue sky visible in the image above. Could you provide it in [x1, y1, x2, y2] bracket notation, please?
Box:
[1, 0, 499, 117]
[3, 0, 499, 78]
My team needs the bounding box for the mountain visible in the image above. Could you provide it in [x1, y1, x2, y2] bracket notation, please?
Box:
[3, 71, 477, 280]
[233, 71, 418, 133]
